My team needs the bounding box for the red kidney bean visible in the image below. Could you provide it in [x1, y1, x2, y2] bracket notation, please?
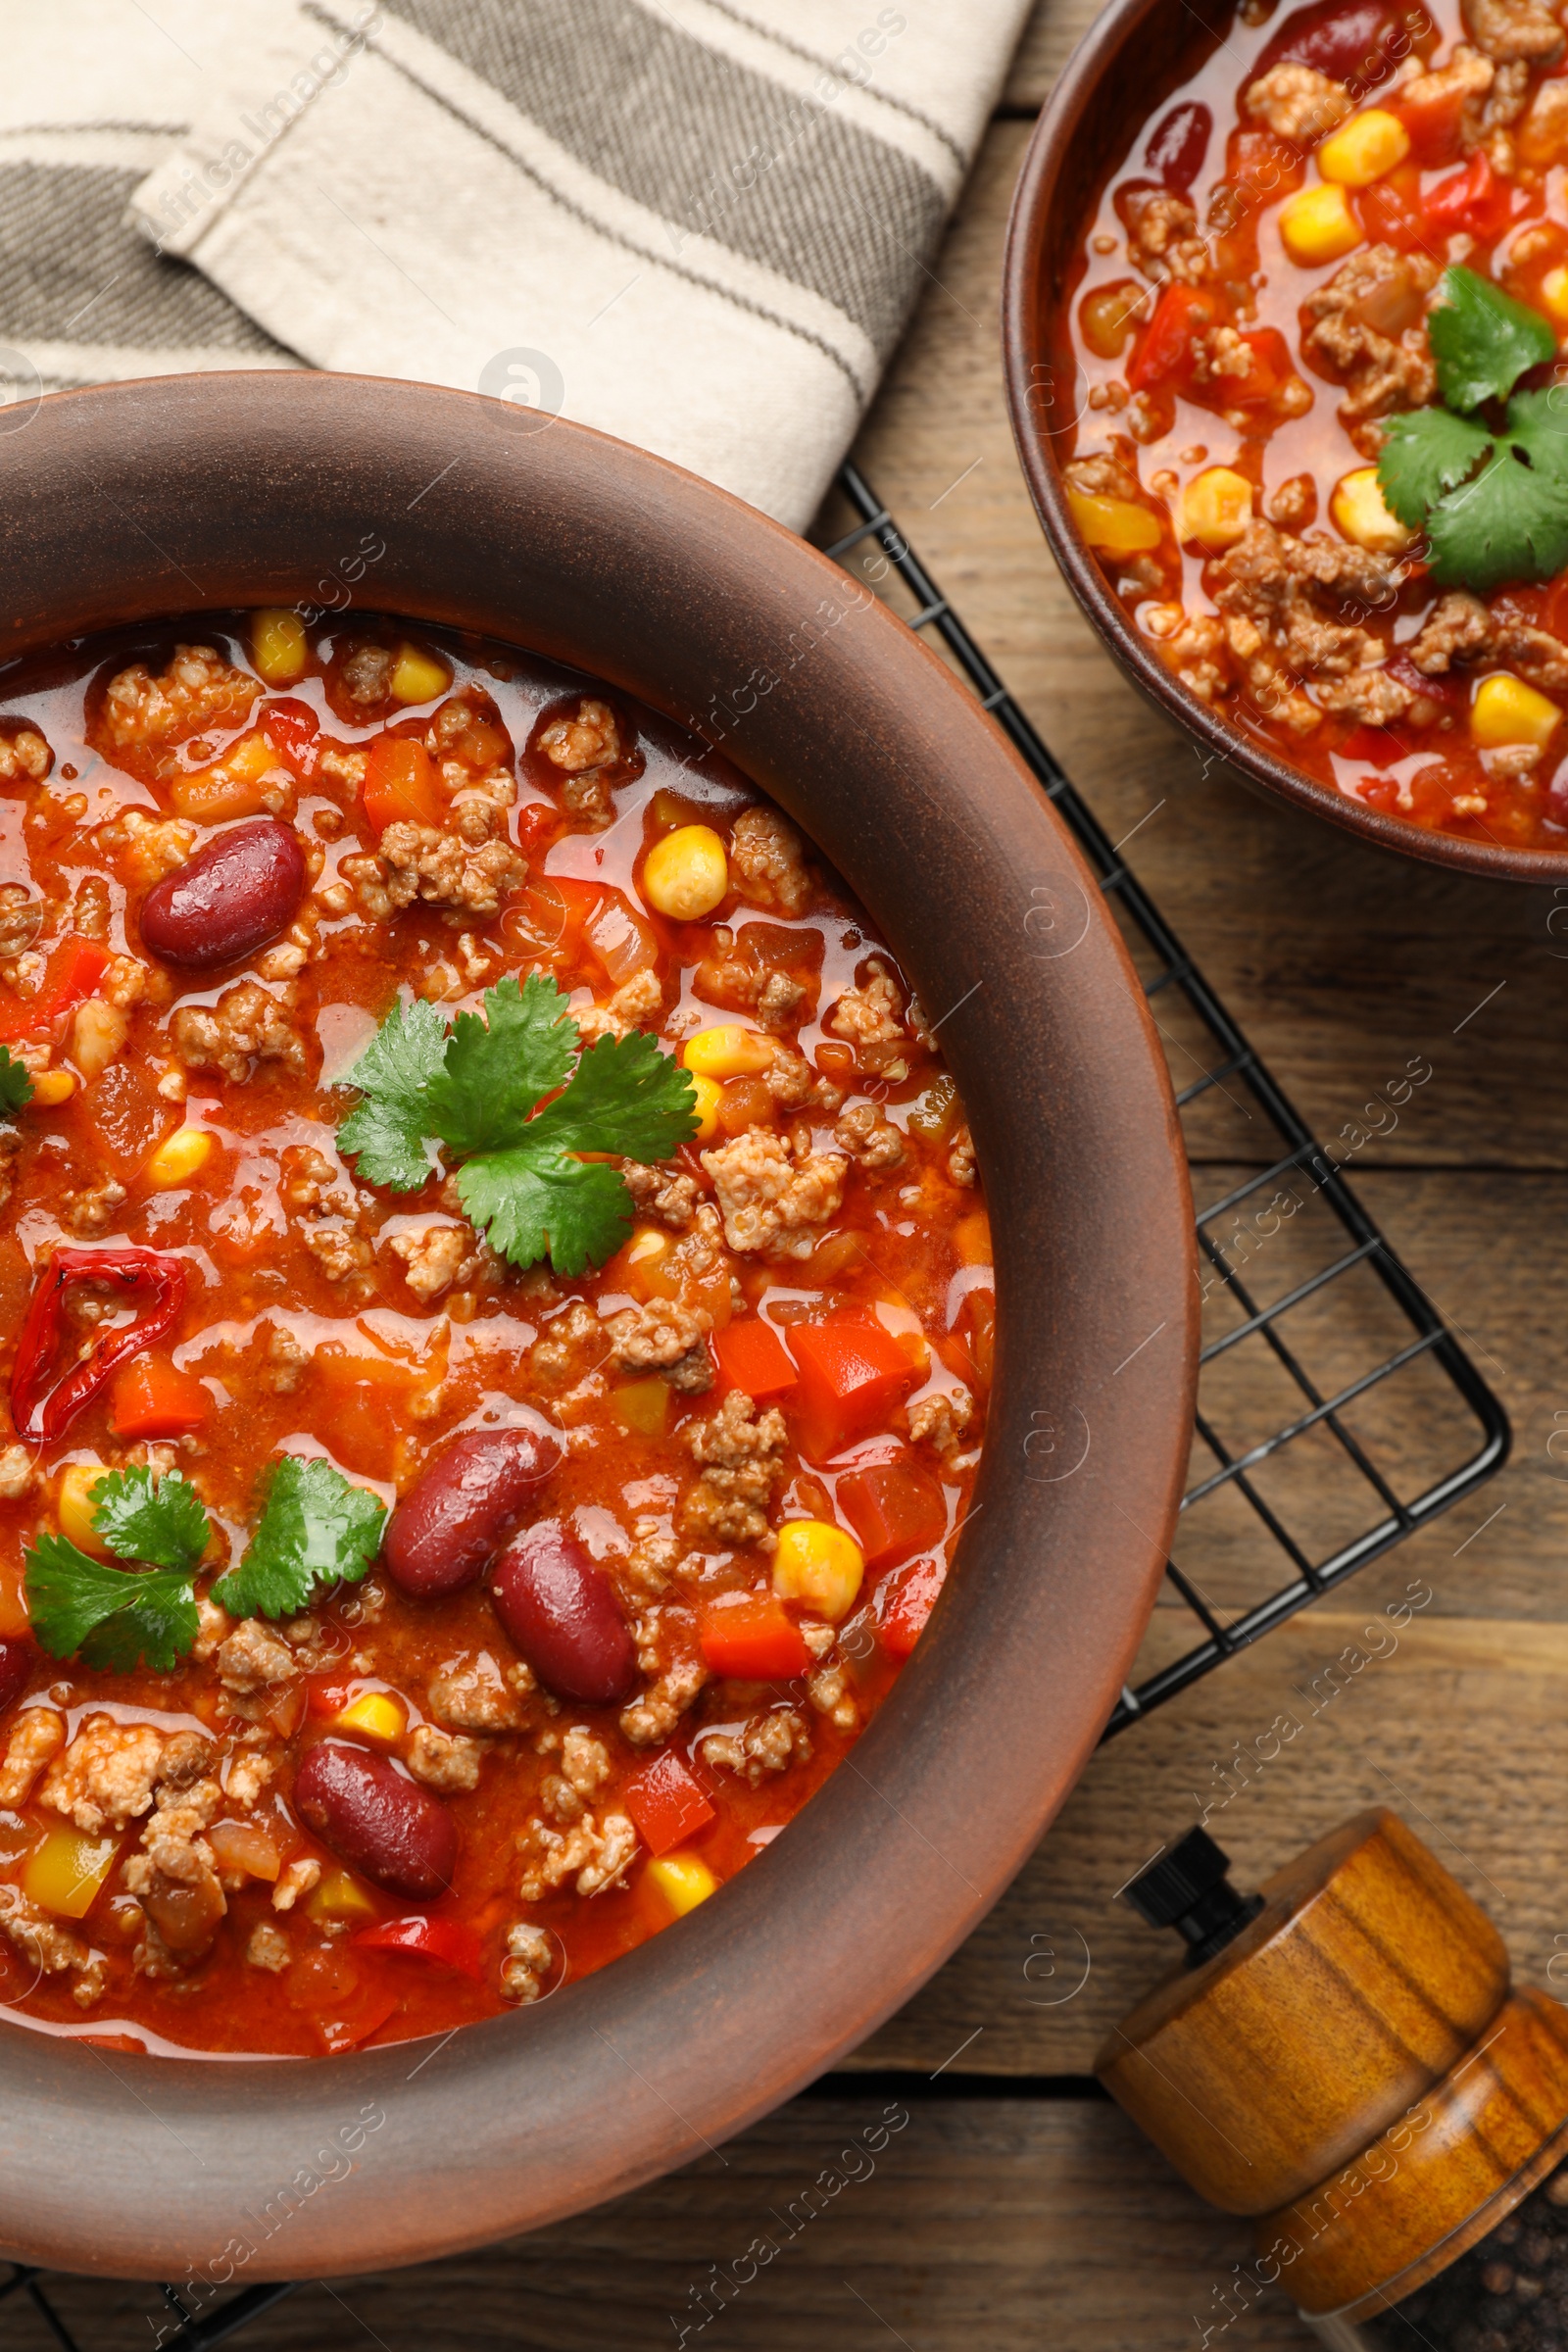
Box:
[1144, 101, 1211, 193]
[491, 1520, 637, 1706]
[294, 1740, 457, 1899]
[139, 817, 305, 969]
[1254, 0, 1402, 90]
[382, 1425, 563, 1599]
[0, 1637, 32, 1717]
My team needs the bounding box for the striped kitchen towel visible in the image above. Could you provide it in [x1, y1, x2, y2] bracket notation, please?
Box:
[0, 1, 1033, 531]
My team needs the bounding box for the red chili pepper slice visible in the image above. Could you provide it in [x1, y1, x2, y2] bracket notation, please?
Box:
[353, 1914, 484, 1980]
[11, 1246, 187, 1445]
[0, 935, 113, 1046]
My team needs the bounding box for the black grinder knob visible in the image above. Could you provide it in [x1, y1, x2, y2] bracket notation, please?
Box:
[1123, 1827, 1265, 1967]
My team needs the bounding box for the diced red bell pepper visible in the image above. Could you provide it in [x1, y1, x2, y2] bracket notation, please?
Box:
[1423, 150, 1515, 243]
[623, 1749, 716, 1856]
[11, 1245, 186, 1445]
[879, 1556, 947, 1658]
[712, 1318, 798, 1404]
[1355, 163, 1431, 252]
[1393, 85, 1468, 170]
[260, 698, 320, 779]
[836, 1457, 949, 1572]
[1224, 326, 1292, 407]
[1127, 284, 1221, 393]
[109, 1350, 211, 1440]
[0, 934, 113, 1045]
[785, 1313, 921, 1464]
[306, 1676, 358, 1718]
[700, 1592, 811, 1681]
[362, 736, 445, 833]
[353, 1914, 484, 1981]
[1339, 723, 1408, 767]
[312, 1983, 401, 2055]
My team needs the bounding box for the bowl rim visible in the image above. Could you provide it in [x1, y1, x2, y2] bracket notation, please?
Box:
[1000, 0, 1568, 888]
[0, 370, 1198, 2279]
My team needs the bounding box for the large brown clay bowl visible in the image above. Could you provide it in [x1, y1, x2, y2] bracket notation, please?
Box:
[1002, 0, 1564, 885]
[0, 372, 1196, 2279]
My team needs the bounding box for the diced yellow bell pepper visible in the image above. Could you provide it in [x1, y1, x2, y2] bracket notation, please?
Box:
[954, 1211, 993, 1268]
[1540, 266, 1568, 330]
[1472, 673, 1563, 749]
[144, 1126, 213, 1187]
[1179, 467, 1254, 553]
[23, 1825, 119, 1919]
[389, 642, 452, 705]
[29, 1068, 74, 1107]
[772, 1519, 865, 1622]
[1317, 109, 1410, 186]
[1279, 182, 1363, 267]
[644, 1852, 718, 1921]
[251, 608, 308, 685]
[1330, 467, 1414, 556]
[305, 1867, 379, 1926]
[331, 1690, 407, 1741]
[688, 1071, 723, 1143]
[684, 1025, 774, 1081]
[1066, 491, 1162, 557]
[642, 825, 729, 921]
[57, 1461, 113, 1557]
[169, 729, 281, 824]
[612, 1377, 672, 1439]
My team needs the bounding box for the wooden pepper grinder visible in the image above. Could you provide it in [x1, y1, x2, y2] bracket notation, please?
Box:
[1098, 1810, 1568, 2348]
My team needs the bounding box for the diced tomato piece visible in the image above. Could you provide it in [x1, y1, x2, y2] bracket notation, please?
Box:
[0, 935, 112, 1044]
[354, 1914, 484, 1981]
[261, 698, 319, 779]
[836, 1456, 949, 1572]
[700, 1592, 811, 1680]
[712, 1318, 798, 1403]
[312, 1983, 401, 2054]
[109, 1350, 212, 1440]
[362, 736, 445, 833]
[1423, 150, 1515, 243]
[1226, 326, 1292, 406]
[306, 1676, 357, 1718]
[1127, 284, 1220, 392]
[1353, 164, 1430, 252]
[1393, 86, 1467, 170]
[624, 1750, 716, 1856]
[879, 1556, 947, 1658]
[1339, 723, 1407, 767]
[786, 1313, 921, 1464]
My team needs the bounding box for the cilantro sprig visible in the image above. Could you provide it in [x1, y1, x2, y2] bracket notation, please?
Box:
[1377, 267, 1565, 593]
[24, 1466, 211, 1673]
[337, 972, 699, 1276]
[0, 1047, 33, 1118]
[213, 1454, 385, 1622]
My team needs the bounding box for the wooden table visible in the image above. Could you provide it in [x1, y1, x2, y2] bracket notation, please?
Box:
[18, 6, 1565, 2343]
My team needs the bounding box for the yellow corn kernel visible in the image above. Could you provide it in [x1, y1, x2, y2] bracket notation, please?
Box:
[144, 1126, 213, 1187]
[612, 1377, 672, 1439]
[305, 1867, 379, 1926]
[389, 642, 452, 705]
[29, 1068, 74, 1107]
[684, 1025, 774, 1081]
[1540, 266, 1568, 330]
[772, 1519, 865, 1622]
[57, 1461, 112, 1557]
[688, 1071, 723, 1144]
[644, 1852, 718, 1921]
[1066, 491, 1162, 557]
[70, 999, 129, 1083]
[1317, 108, 1411, 186]
[1472, 673, 1563, 749]
[1279, 182, 1363, 267]
[642, 824, 730, 921]
[23, 1825, 119, 1919]
[1330, 467, 1414, 556]
[332, 1690, 407, 1741]
[1179, 467, 1254, 553]
[251, 607, 308, 685]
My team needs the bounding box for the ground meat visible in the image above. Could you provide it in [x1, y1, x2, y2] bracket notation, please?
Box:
[0, 1885, 103, 2006]
[102, 808, 198, 887]
[1268, 474, 1317, 531]
[38, 1716, 170, 1834]
[1403, 41, 1495, 124]
[1463, 0, 1563, 60]
[828, 959, 911, 1078]
[388, 1222, 468, 1302]
[908, 1386, 974, 1459]
[702, 1707, 812, 1785]
[407, 1724, 484, 1791]
[61, 1175, 127, 1237]
[1300, 246, 1440, 425]
[765, 1048, 815, 1108]
[340, 644, 395, 708]
[427, 1653, 532, 1733]
[1159, 610, 1230, 705]
[1521, 72, 1568, 154]
[517, 1808, 638, 1901]
[1244, 61, 1351, 140]
[0, 886, 41, 962]
[271, 1856, 321, 1912]
[528, 1298, 606, 1388]
[0, 726, 52, 782]
[262, 1323, 309, 1395]
[617, 1522, 683, 1599]
[757, 970, 806, 1030]
[702, 1128, 846, 1259]
[121, 1774, 227, 1969]
[1311, 666, 1414, 723]
[948, 1125, 976, 1187]
[807, 1660, 858, 1733]
[246, 1920, 291, 1972]
[97, 645, 258, 757]
[500, 1920, 555, 2003]
[0, 1708, 65, 1805]
[216, 1619, 299, 1692]
[835, 1101, 905, 1172]
[1064, 452, 1142, 501]
[1409, 593, 1568, 693]
[619, 1654, 709, 1746]
[0, 1443, 36, 1500]
[682, 1391, 788, 1548]
[606, 1298, 713, 1393]
[224, 1750, 277, 1810]
[303, 1223, 374, 1286]
[620, 1161, 699, 1230]
[538, 1726, 612, 1825]
[1122, 184, 1211, 285]
[172, 980, 309, 1084]
[536, 698, 642, 829]
[729, 806, 813, 917]
[342, 823, 524, 921]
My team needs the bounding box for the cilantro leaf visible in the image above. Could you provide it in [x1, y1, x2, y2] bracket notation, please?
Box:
[1424, 389, 1568, 591]
[89, 1466, 212, 1575]
[213, 1453, 385, 1620]
[525, 1029, 698, 1161]
[1377, 405, 1494, 530]
[0, 1048, 32, 1118]
[337, 996, 450, 1190]
[424, 973, 578, 1158]
[24, 1533, 198, 1673]
[456, 1145, 633, 1278]
[1428, 265, 1555, 415]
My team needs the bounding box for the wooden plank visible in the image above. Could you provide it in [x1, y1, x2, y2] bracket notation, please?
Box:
[19, 2097, 1315, 2352]
[1003, 0, 1108, 112]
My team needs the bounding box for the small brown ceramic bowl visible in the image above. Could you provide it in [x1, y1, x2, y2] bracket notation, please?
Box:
[0, 372, 1196, 2280]
[1002, 0, 1567, 887]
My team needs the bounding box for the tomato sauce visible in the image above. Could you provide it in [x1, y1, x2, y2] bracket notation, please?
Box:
[0, 613, 986, 2058]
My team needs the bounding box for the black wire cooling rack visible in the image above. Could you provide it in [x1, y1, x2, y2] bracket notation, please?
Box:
[1, 465, 1509, 2350]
